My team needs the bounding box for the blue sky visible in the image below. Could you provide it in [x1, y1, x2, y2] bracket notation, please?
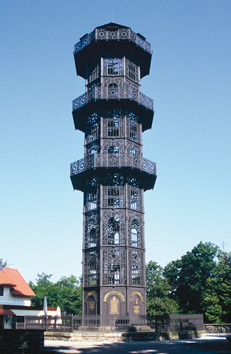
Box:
[1, 0, 230, 283]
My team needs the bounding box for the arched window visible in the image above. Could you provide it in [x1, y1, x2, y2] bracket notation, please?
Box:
[131, 219, 140, 247]
[131, 228, 138, 247]
[108, 216, 120, 245]
[89, 228, 96, 247]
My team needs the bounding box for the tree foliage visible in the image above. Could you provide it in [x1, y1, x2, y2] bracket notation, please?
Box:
[146, 242, 231, 322]
[146, 261, 179, 316]
[5, 240, 231, 323]
[203, 251, 231, 323]
[29, 273, 82, 315]
[163, 242, 218, 315]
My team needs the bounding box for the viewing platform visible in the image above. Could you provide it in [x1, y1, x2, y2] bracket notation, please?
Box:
[72, 87, 154, 132]
[70, 153, 156, 192]
[74, 23, 152, 78]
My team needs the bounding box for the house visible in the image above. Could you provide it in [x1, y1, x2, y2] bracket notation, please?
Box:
[0, 263, 60, 329]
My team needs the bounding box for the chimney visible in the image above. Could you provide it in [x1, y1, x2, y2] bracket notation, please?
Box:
[0, 262, 3, 271]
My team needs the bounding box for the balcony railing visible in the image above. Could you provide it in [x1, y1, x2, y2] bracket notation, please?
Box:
[72, 87, 153, 112]
[74, 27, 152, 55]
[70, 153, 156, 177]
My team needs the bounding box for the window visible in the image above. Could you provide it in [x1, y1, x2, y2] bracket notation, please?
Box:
[108, 216, 120, 245]
[86, 192, 97, 210]
[130, 219, 140, 247]
[108, 119, 119, 137]
[108, 188, 120, 208]
[89, 228, 96, 247]
[86, 113, 99, 143]
[0, 286, 4, 296]
[126, 59, 139, 82]
[87, 126, 98, 143]
[131, 228, 138, 247]
[88, 64, 99, 83]
[103, 249, 126, 285]
[85, 251, 97, 286]
[129, 122, 138, 141]
[131, 189, 139, 210]
[104, 59, 123, 76]
[131, 252, 141, 285]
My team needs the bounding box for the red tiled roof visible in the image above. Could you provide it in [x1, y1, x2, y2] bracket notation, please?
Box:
[0, 309, 16, 316]
[0, 268, 35, 297]
[0, 270, 16, 286]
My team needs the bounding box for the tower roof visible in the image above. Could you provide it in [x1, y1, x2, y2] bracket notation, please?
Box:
[74, 22, 152, 78]
[95, 22, 130, 30]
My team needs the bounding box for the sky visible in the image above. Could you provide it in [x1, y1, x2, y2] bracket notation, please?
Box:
[0, 0, 231, 284]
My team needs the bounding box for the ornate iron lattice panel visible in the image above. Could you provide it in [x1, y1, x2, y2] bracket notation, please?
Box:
[103, 247, 126, 285]
[84, 187, 99, 212]
[72, 86, 153, 111]
[102, 210, 125, 246]
[127, 186, 142, 211]
[129, 249, 144, 286]
[128, 212, 143, 248]
[84, 249, 100, 287]
[84, 210, 100, 248]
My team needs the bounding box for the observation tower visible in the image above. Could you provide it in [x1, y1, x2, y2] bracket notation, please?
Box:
[70, 22, 156, 327]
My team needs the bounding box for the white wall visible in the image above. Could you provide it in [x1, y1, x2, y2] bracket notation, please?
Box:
[0, 286, 31, 306]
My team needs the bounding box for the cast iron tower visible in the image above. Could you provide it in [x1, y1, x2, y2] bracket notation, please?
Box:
[70, 23, 156, 327]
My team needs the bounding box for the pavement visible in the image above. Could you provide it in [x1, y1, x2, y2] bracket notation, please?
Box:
[43, 334, 231, 354]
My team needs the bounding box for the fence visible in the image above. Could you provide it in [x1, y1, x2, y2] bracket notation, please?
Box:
[15, 314, 203, 333]
[147, 314, 204, 333]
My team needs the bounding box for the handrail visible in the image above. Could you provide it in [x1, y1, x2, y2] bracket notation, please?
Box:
[74, 27, 152, 55]
[70, 153, 156, 177]
[72, 87, 153, 112]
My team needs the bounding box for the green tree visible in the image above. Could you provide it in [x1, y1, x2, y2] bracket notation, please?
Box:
[29, 273, 82, 315]
[29, 273, 54, 307]
[164, 242, 218, 315]
[56, 275, 82, 315]
[146, 261, 179, 316]
[203, 251, 231, 323]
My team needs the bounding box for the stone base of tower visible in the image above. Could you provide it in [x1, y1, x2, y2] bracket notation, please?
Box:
[78, 325, 151, 332]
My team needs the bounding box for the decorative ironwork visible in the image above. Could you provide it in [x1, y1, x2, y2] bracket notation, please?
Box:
[74, 27, 152, 55]
[103, 248, 126, 285]
[102, 211, 126, 246]
[70, 153, 156, 177]
[72, 86, 153, 112]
